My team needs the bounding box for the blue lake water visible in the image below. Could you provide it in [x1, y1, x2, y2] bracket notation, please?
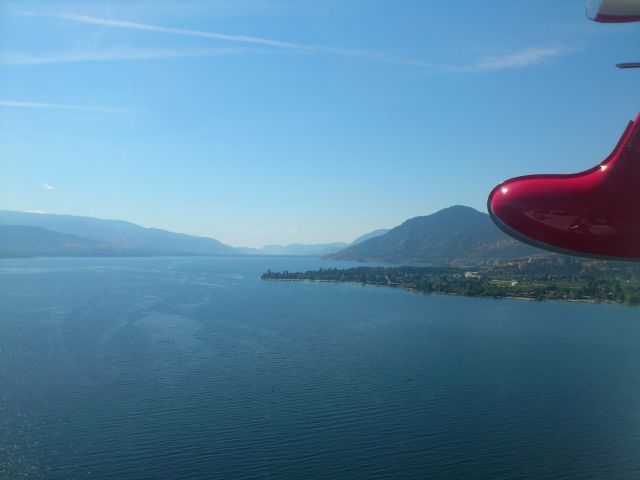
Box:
[2, 256, 640, 479]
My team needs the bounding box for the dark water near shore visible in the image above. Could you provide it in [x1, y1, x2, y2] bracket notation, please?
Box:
[2, 256, 640, 479]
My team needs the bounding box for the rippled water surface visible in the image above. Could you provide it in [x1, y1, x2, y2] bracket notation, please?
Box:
[2, 256, 640, 479]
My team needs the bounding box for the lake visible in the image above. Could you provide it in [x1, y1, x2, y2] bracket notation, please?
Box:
[2, 256, 640, 479]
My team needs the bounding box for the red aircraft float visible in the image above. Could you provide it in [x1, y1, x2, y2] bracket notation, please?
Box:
[488, 0, 640, 260]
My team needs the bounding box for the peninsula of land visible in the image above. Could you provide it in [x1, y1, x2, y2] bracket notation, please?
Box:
[262, 257, 640, 305]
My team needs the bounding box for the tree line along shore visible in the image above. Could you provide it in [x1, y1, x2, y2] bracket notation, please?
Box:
[262, 257, 640, 305]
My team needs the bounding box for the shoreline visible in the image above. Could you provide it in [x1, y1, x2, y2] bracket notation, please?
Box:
[263, 277, 623, 306]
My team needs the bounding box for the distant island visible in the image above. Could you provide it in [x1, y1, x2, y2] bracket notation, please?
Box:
[262, 257, 640, 305]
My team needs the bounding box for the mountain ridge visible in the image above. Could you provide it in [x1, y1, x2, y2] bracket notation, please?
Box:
[238, 242, 349, 256]
[0, 210, 236, 257]
[327, 205, 548, 265]
[351, 228, 390, 245]
[0, 225, 122, 257]
[0, 207, 547, 262]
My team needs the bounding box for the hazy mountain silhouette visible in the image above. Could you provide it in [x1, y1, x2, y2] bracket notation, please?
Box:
[0, 225, 123, 257]
[328, 206, 548, 265]
[0, 211, 236, 257]
[351, 229, 390, 245]
[238, 243, 349, 256]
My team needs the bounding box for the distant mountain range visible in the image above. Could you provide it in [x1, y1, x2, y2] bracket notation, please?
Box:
[0, 210, 236, 257]
[238, 243, 349, 257]
[237, 229, 390, 256]
[0, 225, 120, 257]
[0, 210, 391, 258]
[0, 207, 547, 263]
[327, 205, 549, 265]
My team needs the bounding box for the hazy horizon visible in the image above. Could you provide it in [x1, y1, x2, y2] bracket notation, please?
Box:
[2, 206, 388, 248]
[2, 0, 639, 247]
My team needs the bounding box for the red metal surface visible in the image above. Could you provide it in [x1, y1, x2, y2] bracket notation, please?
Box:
[488, 113, 640, 260]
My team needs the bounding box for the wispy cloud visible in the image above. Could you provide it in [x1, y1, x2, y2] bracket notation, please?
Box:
[23, 209, 47, 214]
[0, 99, 143, 113]
[51, 12, 452, 69]
[42, 182, 54, 191]
[56, 13, 301, 48]
[9, 13, 569, 72]
[472, 47, 566, 71]
[0, 46, 249, 66]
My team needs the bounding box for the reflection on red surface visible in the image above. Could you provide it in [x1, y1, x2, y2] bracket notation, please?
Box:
[488, 113, 640, 260]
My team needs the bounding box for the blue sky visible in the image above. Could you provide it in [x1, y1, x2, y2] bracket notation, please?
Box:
[1, 0, 639, 247]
